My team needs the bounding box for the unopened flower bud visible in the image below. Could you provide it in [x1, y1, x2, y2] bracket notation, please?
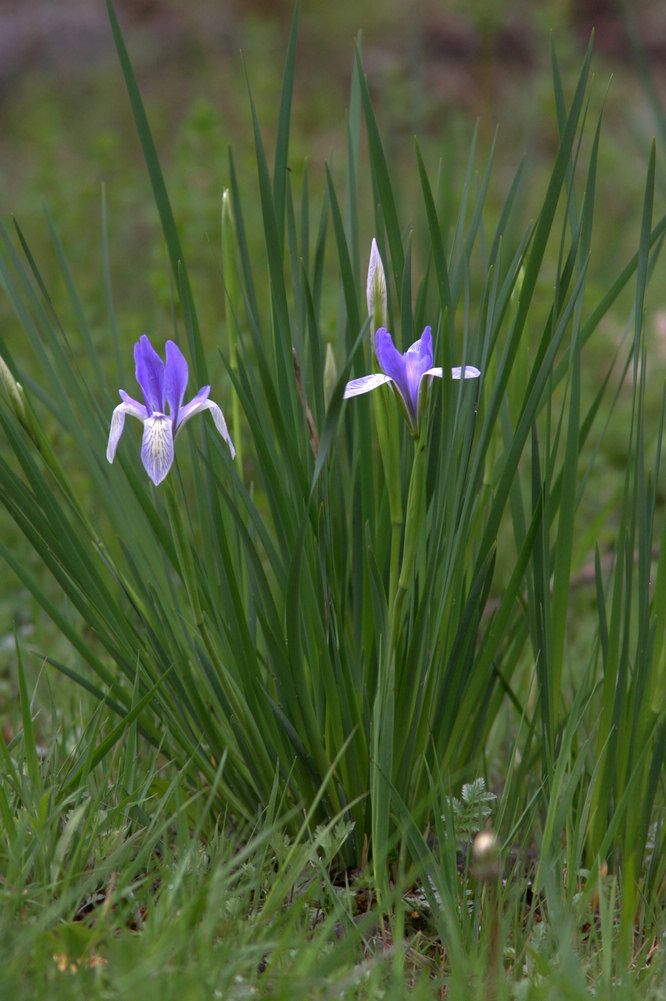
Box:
[366, 238, 387, 348]
[0, 355, 28, 426]
[324, 342, 337, 406]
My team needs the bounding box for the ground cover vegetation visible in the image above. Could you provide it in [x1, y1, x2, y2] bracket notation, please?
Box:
[0, 1, 665, 997]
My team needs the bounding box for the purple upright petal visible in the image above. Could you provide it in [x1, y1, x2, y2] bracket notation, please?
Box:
[134, 335, 165, 415]
[375, 328, 409, 400]
[376, 326, 434, 425]
[118, 390, 148, 418]
[164, 340, 189, 423]
[402, 327, 434, 416]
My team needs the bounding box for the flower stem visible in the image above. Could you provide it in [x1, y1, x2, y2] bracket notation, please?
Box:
[164, 478, 203, 628]
[372, 429, 427, 894]
[373, 384, 403, 611]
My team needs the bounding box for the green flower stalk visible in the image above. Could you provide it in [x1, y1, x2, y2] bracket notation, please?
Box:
[344, 300, 480, 890]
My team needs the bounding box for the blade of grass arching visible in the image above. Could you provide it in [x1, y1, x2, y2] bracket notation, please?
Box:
[451, 130, 499, 306]
[16, 643, 40, 794]
[230, 349, 309, 560]
[287, 172, 305, 345]
[590, 143, 656, 855]
[42, 656, 137, 730]
[12, 213, 105, 398]
[630, 715, 666, 885]
[121, 662, 143, 795]
[0, 490, 131, 680]
[62, 677, 166, 796]
[41, 205, 106, 392]
[355, 44, 404, 294]
[622, 0, 666, 153]
[464, 50, 595, 551]
[649, 425, 666, 712]
[551, 40, 580, 233]
[272, 2, 299, 244]
[247, 79, 300, 437]
[535, 684, 595, 891]
[302, 266, 325, 426]
[400, 236, 413, 347]
[101, 184, 123, 384]
[106, 0, 205, 379]
[325, 164, 362, 353]
[0, 420, 144, 662]
[3, 220, 175, 573]
[0, 780, 16, 844]
[473, 260, 589, 584]
[529, 421, 556, 758]
[415, 141, 453, 350]
[324, 163, 377, 562]
[311, 180, 329, 325]
[443, 494, 544, 768]
[635, 143, 656, 352]
[279, 355, 364, 800]
[576, 210, 666, 354]
[448, 121, 479, 281]
[486, 156, 526, 269]
[623, 146, 657, 848]
[312, 323, 367, 489]
[227, 149, 259, 323]
[390, 781, 465, 967]
[549, 116, 600, 736]
[0, 523, 128, 703]
[345, 51, 362, 286]
[0, 223, 92, 428]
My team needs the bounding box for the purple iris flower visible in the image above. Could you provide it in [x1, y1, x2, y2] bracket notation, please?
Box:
[106, 335, 235, 485]
[343, 326, 480, 434]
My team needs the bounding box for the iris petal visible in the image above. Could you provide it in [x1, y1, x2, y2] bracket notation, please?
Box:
[375, 326, 434, 426]
[135, 335, 165, 415]
[106, 399, 148, 464]
[343, 373, 393, 398]
[174, 385, 211, 434]
[140, 414, 174, 485]
[108, 337, 234, 482]
[343, 324, 480, 435]
[164, 340, 190, 421]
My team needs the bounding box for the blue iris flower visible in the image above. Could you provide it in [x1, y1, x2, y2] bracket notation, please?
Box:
[107, 335, 235, 485]
[343, 326, 480, 434]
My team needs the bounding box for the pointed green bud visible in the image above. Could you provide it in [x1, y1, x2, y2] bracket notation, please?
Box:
[0, 355, 28, 426]
[221, 189, 238, 341]
[324, 342, 337, 406]
[366, 238, 387, 348]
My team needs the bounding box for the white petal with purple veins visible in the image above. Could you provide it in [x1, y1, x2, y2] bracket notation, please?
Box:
[141, 413, 174, 486]
[343, 373, 393, 398]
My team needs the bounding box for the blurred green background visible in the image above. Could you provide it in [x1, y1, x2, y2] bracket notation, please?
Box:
[0, 0, 665, 726]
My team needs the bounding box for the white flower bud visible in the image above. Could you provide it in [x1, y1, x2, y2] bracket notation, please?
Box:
[366, 238, 387, 347]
